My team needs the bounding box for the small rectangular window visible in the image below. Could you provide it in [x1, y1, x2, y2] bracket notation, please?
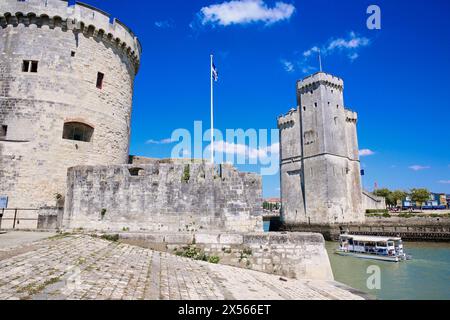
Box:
[30, 61, 38, 73]
[96, 72, 104, 89]
[0, 125, 7, 138]
[71, 51, 76, 57]
[22, 60, 30, 72]
[22, 60, 38, 73]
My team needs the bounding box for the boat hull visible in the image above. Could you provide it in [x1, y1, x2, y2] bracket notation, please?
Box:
[335, 251, 401, 262]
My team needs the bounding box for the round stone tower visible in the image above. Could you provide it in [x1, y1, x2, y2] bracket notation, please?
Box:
[0, 0, 141, 209]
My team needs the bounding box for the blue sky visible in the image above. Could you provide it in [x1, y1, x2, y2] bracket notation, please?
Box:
[85, 0, 450, 197]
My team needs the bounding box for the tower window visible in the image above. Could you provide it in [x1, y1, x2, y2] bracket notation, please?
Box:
[129, 168, 145, 176]
[71, 51, 76, 57]
[314, 102, 318, 108]
[22, 60, 38, 73]
[63, 122, 94, 142]
[96, 72, 104, 89]
[0, 125, 7, 138]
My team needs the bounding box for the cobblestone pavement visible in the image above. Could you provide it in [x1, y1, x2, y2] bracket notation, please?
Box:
[0, 234, 365, 300]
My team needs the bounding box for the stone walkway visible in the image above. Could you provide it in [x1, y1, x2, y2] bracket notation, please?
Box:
[0, 234, 365, 300]
[0, 231, 55, 249]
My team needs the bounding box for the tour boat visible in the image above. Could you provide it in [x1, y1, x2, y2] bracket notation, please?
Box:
[336, 234, 410, 262]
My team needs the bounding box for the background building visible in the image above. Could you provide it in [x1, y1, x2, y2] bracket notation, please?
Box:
[402, 193, 448, 210]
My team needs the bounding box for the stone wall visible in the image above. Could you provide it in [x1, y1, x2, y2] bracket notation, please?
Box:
[63, 160, 264, 233]
[0, 0, 140, 209]
[37, 206, 64, 230]
[118, 232, 334, 281]
[362, 191, 386, 211]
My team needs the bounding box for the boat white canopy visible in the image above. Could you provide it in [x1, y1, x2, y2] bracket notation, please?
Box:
[340, 235, 402, 242]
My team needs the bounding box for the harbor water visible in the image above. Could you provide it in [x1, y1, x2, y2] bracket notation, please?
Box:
[326, 241, 450, 300]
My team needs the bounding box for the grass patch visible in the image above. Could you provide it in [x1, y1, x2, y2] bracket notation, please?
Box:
[18, 277, 61, 297]
[48, 233, 72, 241]
[174, 246, 220, 264]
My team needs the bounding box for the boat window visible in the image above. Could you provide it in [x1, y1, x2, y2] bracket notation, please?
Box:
[388, 241, 395, 247]
[348, 239, 353, 245]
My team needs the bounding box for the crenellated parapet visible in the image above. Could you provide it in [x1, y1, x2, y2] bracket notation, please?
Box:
[345, 108, 358, 124]
[297, 72, 344, 94]
[0, 0, 141, 73]
[277, 107, 298, 130]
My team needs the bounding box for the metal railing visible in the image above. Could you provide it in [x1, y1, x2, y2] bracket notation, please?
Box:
[0, 208, 39, 230]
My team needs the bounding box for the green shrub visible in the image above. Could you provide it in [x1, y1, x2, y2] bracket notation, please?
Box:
[178, 246, 207, 261]
[182, 165, 190, 183]
[101, 234, 119, 242]
[366, 209, 389, 215]
[208, 256, 220, 264]
[176, 246, 221, 264]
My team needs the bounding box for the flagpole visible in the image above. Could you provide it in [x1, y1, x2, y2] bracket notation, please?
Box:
[318, 48, 323, 72]
[210, 54, 214, 164]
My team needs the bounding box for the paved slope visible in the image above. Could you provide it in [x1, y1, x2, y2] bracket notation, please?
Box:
[0, 234, 364, 300]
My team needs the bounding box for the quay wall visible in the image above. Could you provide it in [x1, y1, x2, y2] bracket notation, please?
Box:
[116, 232, 334, 281]
[281, 217, 450, 241]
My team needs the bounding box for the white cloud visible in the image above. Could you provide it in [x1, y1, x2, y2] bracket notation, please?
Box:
[348, 52, 359, 61]
[283, 32, 370, 74]
[280, 59, 295, 73]
[154, 20, 175, 29]
[198, 0, 295, 27]
[327, 32, 370, 51]
[438, 180, 450, 184]
[146, 138, 175, 145]
[409, 165, 431, 171]
[301, 65, 315, 74]
[213, 141, 279, 160]
[303, 46, 320, 57]
[359, 149, 375, 157]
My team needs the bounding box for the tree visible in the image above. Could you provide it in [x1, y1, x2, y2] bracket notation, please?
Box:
[410, 188, 431, 211]
[390, 190, 408, 207]
[374, 188, 394, 207]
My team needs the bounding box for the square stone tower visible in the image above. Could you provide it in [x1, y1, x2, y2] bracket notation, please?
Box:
[278, 72, 365, 227]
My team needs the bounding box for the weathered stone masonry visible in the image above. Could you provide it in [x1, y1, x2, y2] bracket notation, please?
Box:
[278, 72, 385, 227]
[119, 232, 334, 281]
[0, 0, 141, 209]
[64, 160, 264, 233]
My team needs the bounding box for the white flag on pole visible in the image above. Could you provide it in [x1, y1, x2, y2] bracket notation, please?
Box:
[212, 63, 218, 82]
